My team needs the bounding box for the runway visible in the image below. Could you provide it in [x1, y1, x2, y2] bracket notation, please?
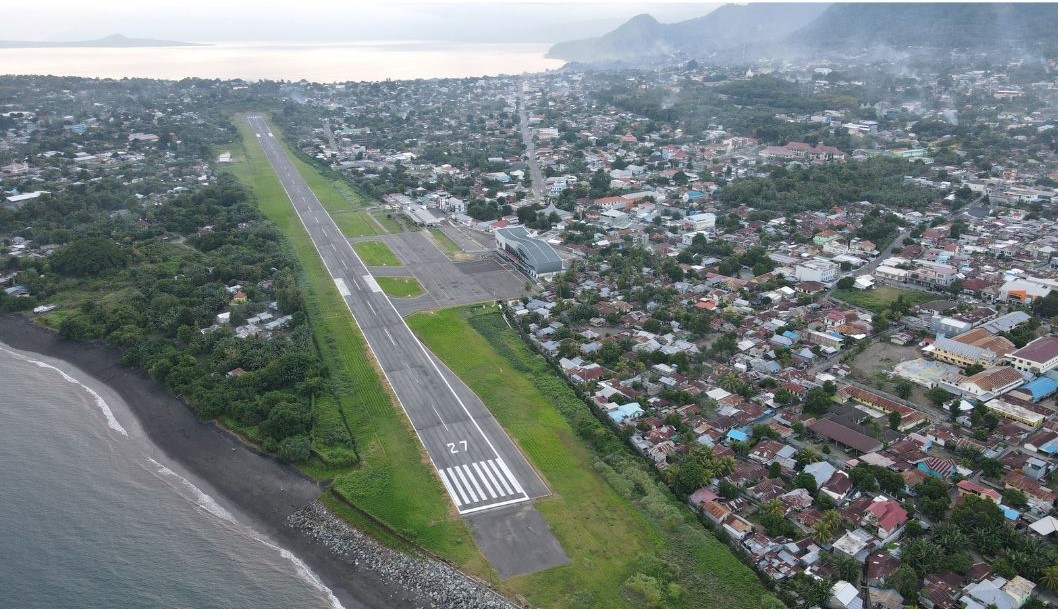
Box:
[244, 115, 568, 576]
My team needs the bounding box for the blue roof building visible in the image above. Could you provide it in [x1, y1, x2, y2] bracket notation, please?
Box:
[608, 402, 644, 424]
[1022, 377, 1058, 402]
[726, 429, 749, 443]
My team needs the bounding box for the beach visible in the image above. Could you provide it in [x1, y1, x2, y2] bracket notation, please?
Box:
[0, 314, 514, 609]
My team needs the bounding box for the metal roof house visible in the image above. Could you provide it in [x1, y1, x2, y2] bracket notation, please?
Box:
[495, 226, 563, 278]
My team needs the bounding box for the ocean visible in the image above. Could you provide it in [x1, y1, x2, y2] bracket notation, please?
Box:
[0, 343, 338, 609]
[0, 40, 564, 82]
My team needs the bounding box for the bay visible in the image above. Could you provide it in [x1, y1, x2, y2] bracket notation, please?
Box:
[0, 343, 337, 609]
[0, 40, 564, 82]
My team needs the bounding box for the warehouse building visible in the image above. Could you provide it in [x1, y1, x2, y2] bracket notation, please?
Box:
[495, 226, 563, 279]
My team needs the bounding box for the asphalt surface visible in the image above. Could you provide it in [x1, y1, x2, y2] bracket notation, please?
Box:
[517, 84, 545, 202]
[379, 232, 526, 315]
[246, 114, 552, 517]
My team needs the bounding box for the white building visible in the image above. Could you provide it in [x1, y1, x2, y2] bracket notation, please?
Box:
[795, 259, 839, 283]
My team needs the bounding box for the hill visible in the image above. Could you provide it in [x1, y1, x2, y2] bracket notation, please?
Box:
[549, 2, 1058, 65]
[790, 3, 1058, 56]
[547, 3, 829, 63]
[0, 34, 203, 48]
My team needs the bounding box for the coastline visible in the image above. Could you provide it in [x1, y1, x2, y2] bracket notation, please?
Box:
[0, 314, 409, 609]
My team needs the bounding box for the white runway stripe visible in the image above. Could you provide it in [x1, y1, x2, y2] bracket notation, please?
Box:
[495, 458, 525, 495]
[439, 468, 467, 506]
[472, 462, 498, 499]
[486, 460, 514, 495]
[462, 464, 486, 501]
[452, 466, 479, 503]
[478, 460, 505, 496]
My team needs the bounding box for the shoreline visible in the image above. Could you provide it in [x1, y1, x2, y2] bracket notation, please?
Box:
[0, 314, 433, 609]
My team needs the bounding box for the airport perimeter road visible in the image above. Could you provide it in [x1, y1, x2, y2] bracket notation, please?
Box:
[244, 115, 549, 515]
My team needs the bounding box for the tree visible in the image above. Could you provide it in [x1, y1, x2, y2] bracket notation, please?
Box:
[964, 362, 986, 376]
[836, 276, 855, 290]
[925, 387, 951, 407]
[1041, 564, 1058, 590]
[794, 472, 818, 495]
[813, 509, 843, 544]
[903, 537, 944, 575]
[893, 378, 914, 399]
[767, 461, 782, 478]
[1002, 488, 1028, 509]
[889, 410, 902, 430]
[803, 388, 833, 416]
[915, 477, 951, 520]
[50, 237, 128, 277]
[887, 564, 921, 599]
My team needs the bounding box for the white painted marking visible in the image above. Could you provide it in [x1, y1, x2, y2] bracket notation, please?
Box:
[452, 466, 479, 503]
[255, 133, 261, 138]
[457, 496, 529, 515]
[384, 328, 397, 346]
[442, 468, 469, 506]
[362, 275, 382, 293]
[472, 462, 498, 499]
[341, 258, 349, 270]
[314, 216, 320, 225]
[486, 460, 514, 496]
[461, 464, 486, 501]
[478, 460, 505, 497]
[334, 278, 351, 297]
[267, 132, 274, 137]
[495, 458, 524, 495]
[437, 469, 464, 507]
[365, 301, 376, 315]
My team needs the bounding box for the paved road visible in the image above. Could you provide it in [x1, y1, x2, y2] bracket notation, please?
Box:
[517, 83, 545, 202]
[245, 114, 548, 515]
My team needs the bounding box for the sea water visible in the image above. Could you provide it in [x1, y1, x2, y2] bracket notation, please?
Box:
[0, 343, 337, 609]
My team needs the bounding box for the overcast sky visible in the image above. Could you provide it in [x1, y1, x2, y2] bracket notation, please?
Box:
[4, 1, 724, 44]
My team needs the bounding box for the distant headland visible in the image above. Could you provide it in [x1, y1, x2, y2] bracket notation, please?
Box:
[0, 34, 206, 48]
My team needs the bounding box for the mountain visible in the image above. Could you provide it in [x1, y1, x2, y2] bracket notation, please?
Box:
[548, 2, 1058, 65]
[547, 3, 831, 63]
[789, 3, 1058, 56]
[0, 34, 204, 49]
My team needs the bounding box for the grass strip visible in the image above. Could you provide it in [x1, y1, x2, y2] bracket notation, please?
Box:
[376, 277, 424, 298]
[353, 241, 402, 266]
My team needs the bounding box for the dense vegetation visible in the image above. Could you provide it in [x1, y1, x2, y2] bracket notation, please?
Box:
[0, 176, 351, 464]
[718, 157, 937, 213]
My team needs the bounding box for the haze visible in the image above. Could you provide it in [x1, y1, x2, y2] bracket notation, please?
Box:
[4, 1, 721, 44]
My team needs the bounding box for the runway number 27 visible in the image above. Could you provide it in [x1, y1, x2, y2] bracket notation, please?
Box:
[447, 440, 468, 454]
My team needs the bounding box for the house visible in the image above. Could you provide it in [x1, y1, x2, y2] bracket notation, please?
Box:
[862, 498, 908, 539]
[810, 419, 883, 454]
[866, 550, 901, 587]
[833, 528, 875, 560]
[957, 479, 1001, 503]
[918, 457, 957, 479]
[821, 470, 854, 503]
[961, 575, 1036, 609]
[829, 580, 864, 609]
[957, 367, 1025, 400]
[1007, 336, 1058, 375]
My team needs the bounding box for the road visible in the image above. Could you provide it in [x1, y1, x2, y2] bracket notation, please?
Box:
[516, 82, 545, 202]
[244, 114, 548, 516]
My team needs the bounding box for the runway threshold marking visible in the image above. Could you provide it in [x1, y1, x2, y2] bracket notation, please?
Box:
[334, 278, 351, 297]
[362, 275, 382, 293]
[440, 459, 526, 509]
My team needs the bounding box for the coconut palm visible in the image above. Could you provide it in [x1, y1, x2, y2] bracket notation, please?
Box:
[1041, 564, 1058, 590]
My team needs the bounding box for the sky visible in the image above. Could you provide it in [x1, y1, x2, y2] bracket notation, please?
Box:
[3, 1, 724, 44]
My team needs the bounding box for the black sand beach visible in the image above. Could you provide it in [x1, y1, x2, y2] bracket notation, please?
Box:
[0, 314, 413, 609]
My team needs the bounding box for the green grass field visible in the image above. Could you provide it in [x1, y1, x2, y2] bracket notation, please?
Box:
[331, 211, 380, 237]
[408, 306, 779, 609]
[227, 115, 483, 570]
[428, 227, 462, 255]
[353, 241, 402, 266]
[376, 276, 424, 298]
[834, 286, 935, 314]
[371, 210, 405, 233]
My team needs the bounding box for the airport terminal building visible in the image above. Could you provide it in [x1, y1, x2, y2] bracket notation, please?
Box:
[495, 226, 563, 279]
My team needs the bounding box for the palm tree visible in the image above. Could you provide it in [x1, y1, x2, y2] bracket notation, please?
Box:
[1042, 564, 1058, 590]
[813, 509, 842, 544]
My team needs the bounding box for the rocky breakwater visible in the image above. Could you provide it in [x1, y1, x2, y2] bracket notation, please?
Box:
[288, 501, 519, 609]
